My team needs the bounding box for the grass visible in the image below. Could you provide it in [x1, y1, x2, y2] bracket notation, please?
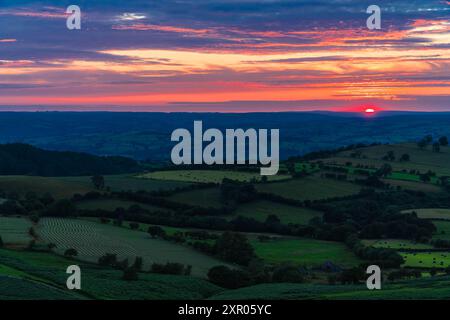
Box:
[256, 176, 361, 201]
[232, 200, 322, 225]
[433, 220, 450, 241]
[168, 188, 224, 208]
[362, 239, 434, 250]
[250, 238, 361, 268]
[402, 208, 450, 220]
[37, 218, 231, 277]
[138, 170, 290, 184]
[0, 217, 32, 246]
[401, 252, 450, 268]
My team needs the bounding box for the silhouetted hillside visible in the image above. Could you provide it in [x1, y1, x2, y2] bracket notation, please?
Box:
[0, 143, 140, 176]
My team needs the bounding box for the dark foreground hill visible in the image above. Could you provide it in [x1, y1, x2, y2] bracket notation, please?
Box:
[0, 143, 140, 176]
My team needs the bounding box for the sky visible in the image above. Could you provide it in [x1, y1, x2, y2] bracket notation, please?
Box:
[0, 0, 449, 112]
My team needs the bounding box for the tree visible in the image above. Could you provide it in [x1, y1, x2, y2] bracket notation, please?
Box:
[207, 266, 251, 289]
[132, 257, 143, 271]
[420, 173, 431, 183]
[432, 142, 441, 153]
[399, 154, 410, 162]
[0, 236, 3, 248]
[64, 248, 78, 258]
[91, 175, 105, 190]
[40, 192, 55, 206]
[272, 264, 305, 283]
[425, 135, 433, 143]
[47, 243, 57, 251]
[147, 226, 166, 238]
[46, 199, 77, 217]
[129, 222, 140, 230]
[215, 232, 255, 266]
[439, 136, 449, 146]
[376, 164, 392, 177]
[383, 151, 395, 161]
[417, 139, 428, 150]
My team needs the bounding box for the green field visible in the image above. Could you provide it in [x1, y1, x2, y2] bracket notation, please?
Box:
[0, 217, 32, 246]
[0, 249, 221, 300]
[256, 177, 361, 201]
[77, 199, 170, 212]
[251, 238, 361, 268]
[402, 208, 450, 220]
[382, 179, 442, 193]
[0, 175, 189, 199]
[233, 200, 322, 225]
[139, 170, 290, 184]
[362, 239, 434, 250]
[0, 276, 82, 300]
[324, 143, 450, 177]
[211, 276, 450, 300]
[402, 252, 450, 268]
[37, 218, 231, 277]
[433, 220, 450, 241]
[168, 188, 224, 208]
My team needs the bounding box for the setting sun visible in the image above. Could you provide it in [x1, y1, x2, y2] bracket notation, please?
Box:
[365, 108, 376, 114]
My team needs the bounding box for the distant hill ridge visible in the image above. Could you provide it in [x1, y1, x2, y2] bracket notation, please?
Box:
[0, 143, 140, 176]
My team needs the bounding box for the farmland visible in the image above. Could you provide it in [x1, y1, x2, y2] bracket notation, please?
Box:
[233, 200, 322, 225]
[362, 239, 434, 250]
[36, 218, 230, 277]
[0, 249, 221, 300]
[250, 238, 361, 268]
[402, 208, 450, 220]
[0, 175, 189, 199]
[433, 221, 450, 241]
[0, 217, 32, 246]
[401, 252, 450, 268]
[211, 276, 450, 300]
[76, 199, 170, 212]
[324, 143, 450, 177]
[138, 170, 290, 183]
[256, 177, 362, 201]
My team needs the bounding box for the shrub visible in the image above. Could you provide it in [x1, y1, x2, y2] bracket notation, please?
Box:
[64, 248, 78, 258]
[272, 264, 305, 283]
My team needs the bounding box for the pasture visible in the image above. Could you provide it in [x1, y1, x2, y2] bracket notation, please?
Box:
[138, 170, 290, 184]
[402, 208, 450, 220]
[251, 238, 361, 268]
[401, 252, 450, 268]
[0, 175, 189, 199]
[37, 218, 230, 277]
[233, 200, 322, 225]
[362, 239, 434, 250]
[324, 143, 450, 177]
[433, 220, 450, 241]
[256, 177, 361, 201]
[0, 217, 32, 246]
[382, 179, 442, 193]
